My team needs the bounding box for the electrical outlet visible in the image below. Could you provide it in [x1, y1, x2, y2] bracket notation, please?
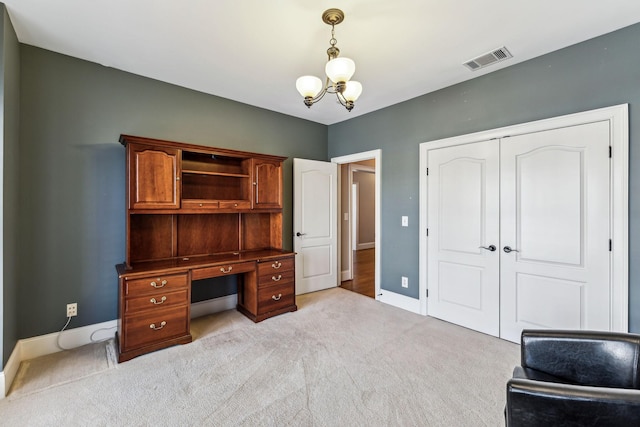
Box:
[401, 276, 409, 288]
[67, 303, 77, 317]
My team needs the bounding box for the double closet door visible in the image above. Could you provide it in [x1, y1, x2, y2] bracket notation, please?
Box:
[427, 121, 611, 343]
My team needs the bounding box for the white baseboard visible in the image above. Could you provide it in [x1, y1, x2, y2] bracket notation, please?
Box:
[356, 242, 375, 250]
[0, 319, 117, 399]
[341, 269, 352, 281]
[0, 293, 238, 399]
[190, 294, 237, 318]
[2, 340, 23, 398]
[3, 339, 22, 398]
[377, 289, 421, 314]
[21, 319, 118, 362]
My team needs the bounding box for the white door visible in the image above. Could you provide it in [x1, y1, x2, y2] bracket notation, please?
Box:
[293, 159, 338, 295]
[426, 122, 611, 342]
[427, 140, 501, 335]
[500, 122, 611, 342]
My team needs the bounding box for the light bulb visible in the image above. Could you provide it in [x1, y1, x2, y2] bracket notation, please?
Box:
[325, 57, 355, 83]
[296, 76, 323, 98]
[342, 81, 362, 102]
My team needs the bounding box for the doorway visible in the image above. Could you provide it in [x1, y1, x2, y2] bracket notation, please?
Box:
[340, 163, 376, 297]
[331, 150, 381, 299]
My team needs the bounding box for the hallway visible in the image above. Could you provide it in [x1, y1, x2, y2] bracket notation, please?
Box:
[339, 248, 375, 298]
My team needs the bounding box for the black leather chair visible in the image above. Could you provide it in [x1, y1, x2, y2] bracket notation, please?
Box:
[505, 329, 640, 426]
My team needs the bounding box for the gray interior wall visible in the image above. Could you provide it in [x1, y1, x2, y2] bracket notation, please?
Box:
[328, 22, 640, 332]
[7, 17, 640, 348]
[17, 45, 327, 339]
[353, 171, 375, 245]
[340, 164, 350, 271]
[1, 4, 19, 367]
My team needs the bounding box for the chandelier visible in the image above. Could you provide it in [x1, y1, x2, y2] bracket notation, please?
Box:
[296, 9, 362, 112]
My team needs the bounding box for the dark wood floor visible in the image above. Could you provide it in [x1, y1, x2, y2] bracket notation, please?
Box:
[340, 248, 375, 298]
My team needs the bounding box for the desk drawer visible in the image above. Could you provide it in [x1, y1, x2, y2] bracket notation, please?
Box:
[192, 261, 255, 280]
[257, 258, 294, 276]
[125, 273, 188, 296]
[124, 289, 189, 314]
[257, 282, 295, 315]
[258, 269, 294, 289]
[122, 305, 189, 351]
[182, 200, 219, 209]
[219, 200, 251, 210]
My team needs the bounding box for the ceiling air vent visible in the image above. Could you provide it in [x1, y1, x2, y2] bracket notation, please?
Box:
[463, 47, 513, 71]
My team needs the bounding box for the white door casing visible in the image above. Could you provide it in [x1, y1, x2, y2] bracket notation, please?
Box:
[293, 158, 338, 295]
[419, 104, 628, 338]
[332, 150, 382, 301]
[427, 140, 500, 335]
[499, 122, 611, 342]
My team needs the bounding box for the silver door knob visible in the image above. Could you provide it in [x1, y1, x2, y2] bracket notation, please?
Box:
[479, 245, 496, 252]
[503, 246, 519, 253]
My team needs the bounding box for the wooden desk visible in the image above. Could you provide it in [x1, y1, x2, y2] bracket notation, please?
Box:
[116, 249, 296, 363]
[116, 135, 294, 363]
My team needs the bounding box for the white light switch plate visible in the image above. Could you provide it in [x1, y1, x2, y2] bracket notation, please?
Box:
[402, 216, 408, 227]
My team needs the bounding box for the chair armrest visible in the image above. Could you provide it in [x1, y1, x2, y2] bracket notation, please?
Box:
[512, 366, 574, 385]
[506, 377, 640, 427]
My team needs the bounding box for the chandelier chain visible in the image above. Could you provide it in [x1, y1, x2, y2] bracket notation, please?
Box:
[330, 25, 337, 47]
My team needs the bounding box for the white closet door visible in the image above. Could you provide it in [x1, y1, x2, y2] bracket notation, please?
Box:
[427, 140, 500, 335]
[500, 121, 611, 342]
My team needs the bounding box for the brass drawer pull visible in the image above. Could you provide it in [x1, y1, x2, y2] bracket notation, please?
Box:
[150, 296, 167, 305]
[272, 261, 282, 269]
[272, 294, 282, 301]
[150, 279, 167, 289]
[271, 275, 282, 282]
[220, 266, 233, 274]
[149, 321, 167, 330]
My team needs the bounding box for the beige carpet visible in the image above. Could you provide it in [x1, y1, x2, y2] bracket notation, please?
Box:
[1, 288, 519, 426]
[9, 339, 117, 398]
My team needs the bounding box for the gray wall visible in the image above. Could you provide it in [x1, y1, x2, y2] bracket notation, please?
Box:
[5, 16, 640, 357]
[353, 171, 375, 246]
[1, 4, 20, 368]
[328, 22, 640, 332]
[16, 45, 327, 339]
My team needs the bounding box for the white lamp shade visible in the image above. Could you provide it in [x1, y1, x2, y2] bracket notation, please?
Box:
[325, 57, 355, 83]
[296, 76, 323, 98]
[342, 81, 363, 102]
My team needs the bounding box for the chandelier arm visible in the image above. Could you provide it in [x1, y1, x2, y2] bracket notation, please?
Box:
[336, 91, 349, 106]
[335, 91, 355, 112]
[312, 86, 329, 103]
[312, 77, 335, 103]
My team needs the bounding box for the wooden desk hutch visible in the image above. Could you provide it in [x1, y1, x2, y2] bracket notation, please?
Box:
[115, 135, 297, 362]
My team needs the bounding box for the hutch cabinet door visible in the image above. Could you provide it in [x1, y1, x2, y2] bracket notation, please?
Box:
[128, 144, 181, 209]
[253, 159, 282, 209]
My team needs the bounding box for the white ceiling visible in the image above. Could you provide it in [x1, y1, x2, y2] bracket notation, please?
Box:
[4, 1, 640, 125]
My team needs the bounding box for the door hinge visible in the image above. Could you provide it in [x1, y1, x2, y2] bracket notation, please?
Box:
[609, 239, 612, 252]
[609, 146, 612, 158]
[426, 228, 429, 237]
[426, 168, 429, 176]
[426, 289, 429, 298]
